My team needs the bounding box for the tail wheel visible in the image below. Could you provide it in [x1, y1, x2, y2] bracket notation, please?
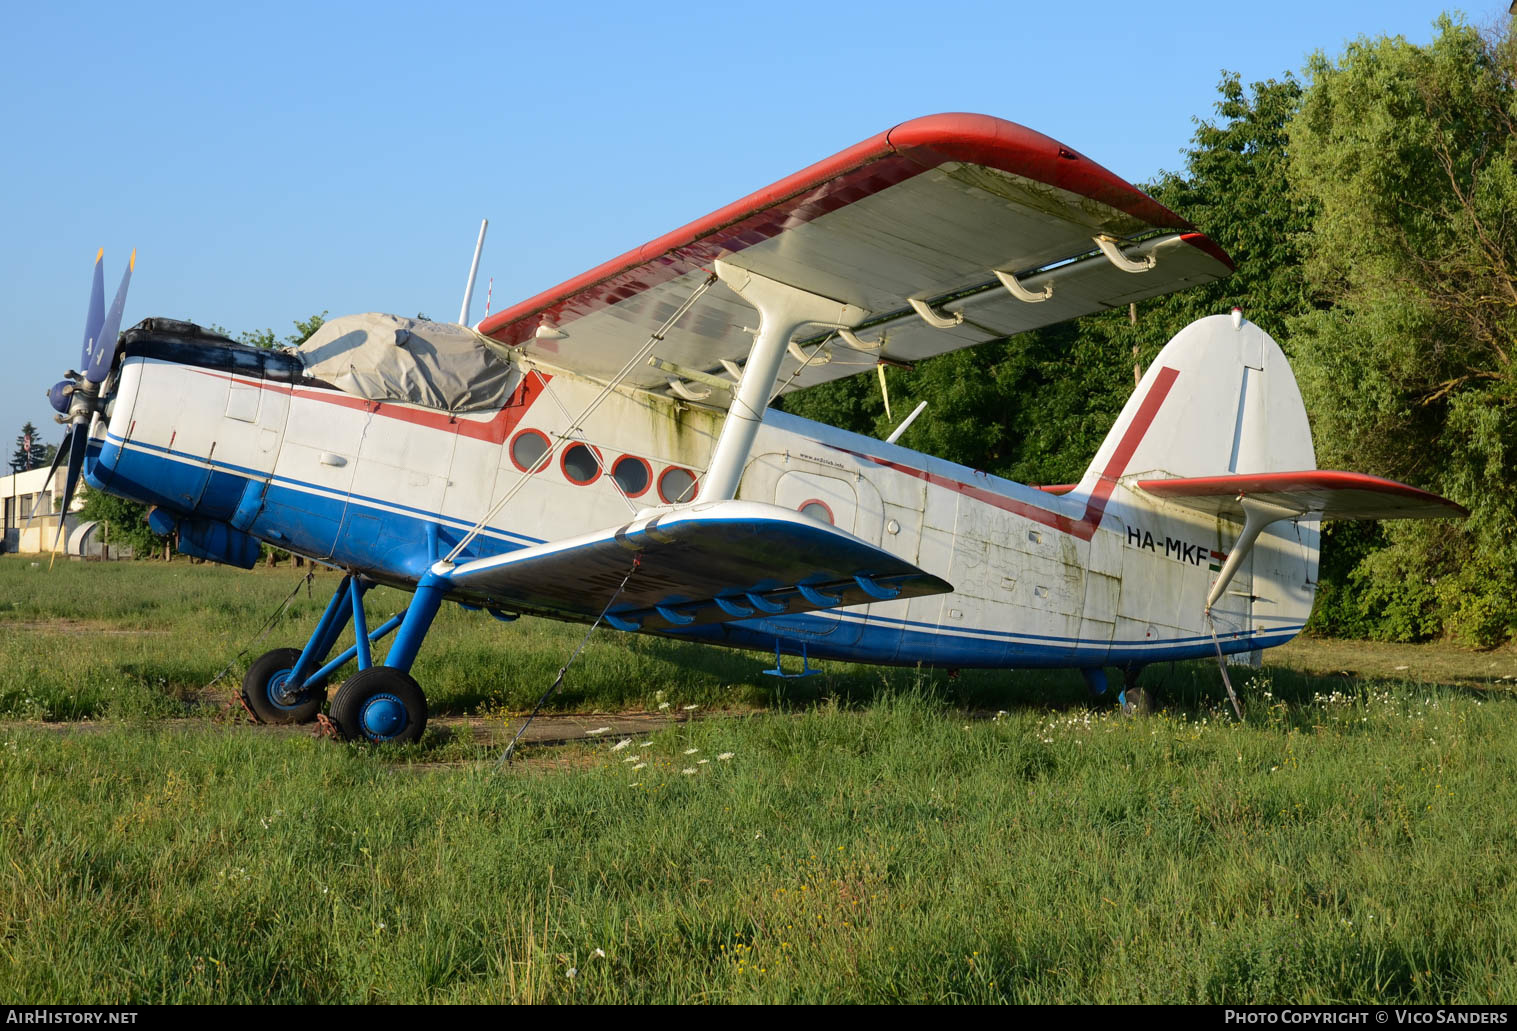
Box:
[1120, 686, 1155, 717]
[242, 647, 326, 725]
[331, 667, 428, 744]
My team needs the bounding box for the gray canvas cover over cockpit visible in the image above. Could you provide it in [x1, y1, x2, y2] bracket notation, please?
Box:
[296, 313, 517, 412]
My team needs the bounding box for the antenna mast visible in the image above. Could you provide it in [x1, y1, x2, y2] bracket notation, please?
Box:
[458, 218, 488, 326]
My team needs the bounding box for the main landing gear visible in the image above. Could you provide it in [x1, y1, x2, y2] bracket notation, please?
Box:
[1079, 664, 1156, 716]
[240, 571, 448, 744]
[1118, 665, 1154, 716]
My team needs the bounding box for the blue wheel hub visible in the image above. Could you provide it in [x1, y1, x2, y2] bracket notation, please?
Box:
[268, 669, 305, 710]
[360, 693, 408, 740]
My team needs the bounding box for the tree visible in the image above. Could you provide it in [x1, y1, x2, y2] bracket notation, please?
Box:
[10, 422, 51, 472]
[75, 488, 168, 558]
[1287, 15, 1517, 645]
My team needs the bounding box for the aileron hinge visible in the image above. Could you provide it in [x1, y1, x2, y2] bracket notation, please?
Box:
[1094, 235, 1156, 274]
[993, 269, 1053, 303]
[907, 296, 964, 330]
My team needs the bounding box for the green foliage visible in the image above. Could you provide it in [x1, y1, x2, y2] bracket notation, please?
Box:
[1288, 15, 1517, 646]
[236, 327, 278, 349]
[235, 311, 328, 350]
[76, 488, 166, 558]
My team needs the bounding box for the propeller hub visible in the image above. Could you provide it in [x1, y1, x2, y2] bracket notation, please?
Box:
[66, 383, 98, 426]
[47, 380, 74, 414]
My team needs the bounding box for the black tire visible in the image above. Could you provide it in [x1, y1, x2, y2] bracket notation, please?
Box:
[242, 648, 326, 725]
[330, 666, 428, 744]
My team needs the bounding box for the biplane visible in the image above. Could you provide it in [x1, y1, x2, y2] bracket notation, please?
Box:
[40, 113, 1465, 742]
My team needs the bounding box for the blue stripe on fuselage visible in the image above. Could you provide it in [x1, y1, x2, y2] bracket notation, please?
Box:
[89, 435, 1300, 669]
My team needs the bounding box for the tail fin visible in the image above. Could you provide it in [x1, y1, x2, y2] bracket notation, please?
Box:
[1078, 313, 1314, 489]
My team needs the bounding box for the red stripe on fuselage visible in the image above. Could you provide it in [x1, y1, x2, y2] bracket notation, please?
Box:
[834, 366, 1180, 542]
[186, 368, 551, 445]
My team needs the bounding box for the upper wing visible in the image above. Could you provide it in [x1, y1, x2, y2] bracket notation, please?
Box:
[478, 113, 1233, 401]
[440, 500, 953, 631]
[1134, 470, 1469, 521]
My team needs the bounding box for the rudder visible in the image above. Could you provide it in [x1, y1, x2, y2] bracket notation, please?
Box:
[1078, 313, 1315, 489]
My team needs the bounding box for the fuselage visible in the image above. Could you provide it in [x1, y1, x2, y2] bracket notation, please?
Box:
[85, 321, 1318, 671]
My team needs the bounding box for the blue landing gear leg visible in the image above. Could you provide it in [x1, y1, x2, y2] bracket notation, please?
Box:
[1080, 668, 1109, 698]
[244, 571, 450, 744]
[329, 571, 449, 745]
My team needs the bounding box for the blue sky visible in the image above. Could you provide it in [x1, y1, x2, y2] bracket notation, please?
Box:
[1, 1, 1500, 441]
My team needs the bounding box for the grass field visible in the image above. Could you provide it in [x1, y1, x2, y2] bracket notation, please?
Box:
[2, 556, 1516, 1003]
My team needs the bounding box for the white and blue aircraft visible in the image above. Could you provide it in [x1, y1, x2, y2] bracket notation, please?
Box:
[41, 113, 1465, 743]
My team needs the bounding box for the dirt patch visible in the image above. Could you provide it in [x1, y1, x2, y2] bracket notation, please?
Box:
[4, 619, 170, 636]
[0, 709, 727, 746]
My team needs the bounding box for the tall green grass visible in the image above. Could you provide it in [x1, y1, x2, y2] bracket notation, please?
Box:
[2, 679, 1517, 1003]
[0, 557, 1097, 720]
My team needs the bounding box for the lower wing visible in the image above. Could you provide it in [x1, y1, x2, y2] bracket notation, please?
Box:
[440, 500, 953, 632]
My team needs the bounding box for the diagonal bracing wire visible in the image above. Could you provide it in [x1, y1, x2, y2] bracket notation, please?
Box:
[495, 556, 640, 766]
[1205, 611, 1247, 720]
[444, 272, 718, 564]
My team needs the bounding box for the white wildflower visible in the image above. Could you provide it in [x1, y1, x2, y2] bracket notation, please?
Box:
[586, 726, 612, 736]
[593, 948, 606, 958]
[631, 763, 646, 770]
[717, 752, 734, 761]
[658, 702, 670, 710]
[683, 747, 699, 754]
[611, 738, 631, 752]
[566, 967, 577, 978]
[682, 704, 699, 711]
[682, 767, 698, 775]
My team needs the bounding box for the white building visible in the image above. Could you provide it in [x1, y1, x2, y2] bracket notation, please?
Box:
[1, 464, 92, 556]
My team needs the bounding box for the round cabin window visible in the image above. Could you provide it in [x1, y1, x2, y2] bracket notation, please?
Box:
[611, 455, 651, 498]
[509, 430, 550, 473]
[561, 443, 603, 485]
[657, 466, 698, 504]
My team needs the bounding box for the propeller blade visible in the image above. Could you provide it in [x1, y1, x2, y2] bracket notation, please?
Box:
[79, 249, 105, 377]
[84, 249, 134, 385]
[21, 427, 72, 533]
[48, 427, 90, 560]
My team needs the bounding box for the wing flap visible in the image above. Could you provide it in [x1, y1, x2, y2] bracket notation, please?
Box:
[1134, 470, 1468, 521]
[442, 500, 952, 631]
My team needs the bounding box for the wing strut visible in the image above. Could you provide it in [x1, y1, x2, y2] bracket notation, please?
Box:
[704, 260, 866, 500]
[1204, 497, 1301, 612]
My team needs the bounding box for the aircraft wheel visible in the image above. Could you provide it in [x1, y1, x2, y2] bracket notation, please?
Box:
[331, 667, 428, 744]
[242, 648, 326, 725]
[1119, 686, 1155, 717]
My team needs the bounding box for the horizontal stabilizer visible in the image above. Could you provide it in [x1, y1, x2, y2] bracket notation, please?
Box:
[1135, 470, 1468, 521]
[441, 500, 953, 631]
